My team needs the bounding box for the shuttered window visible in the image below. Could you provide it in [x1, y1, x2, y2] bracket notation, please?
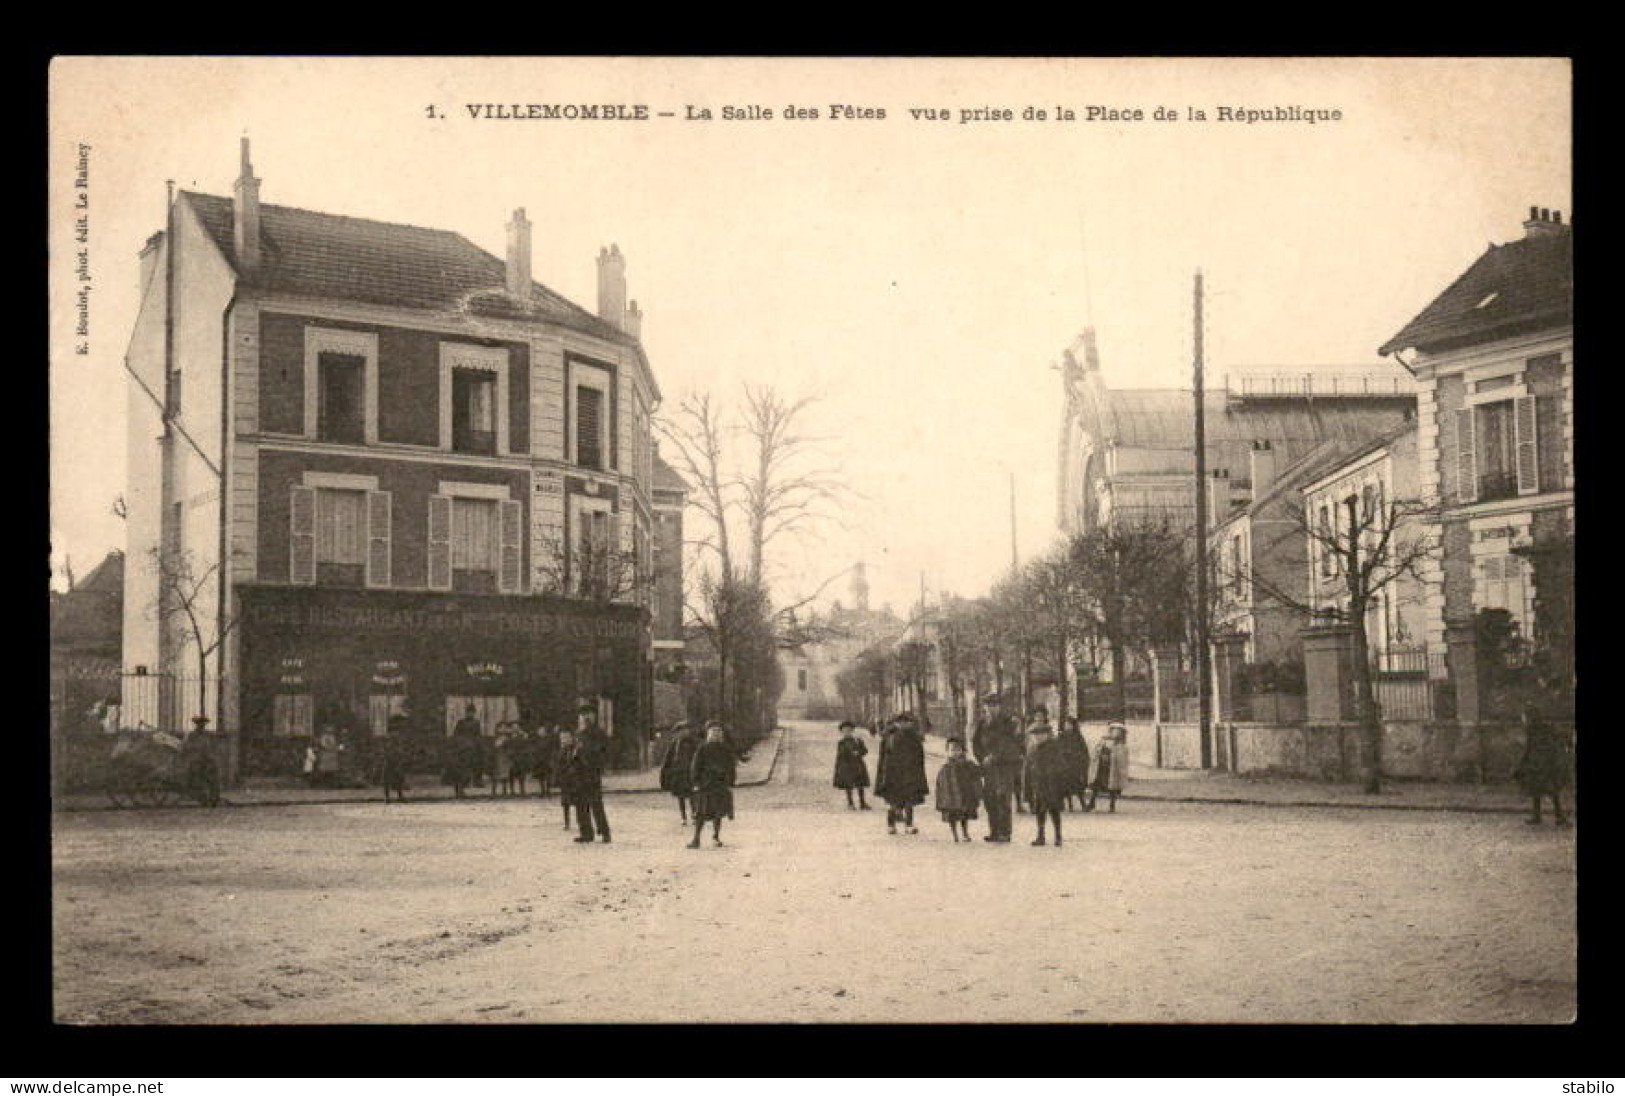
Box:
[1455, 408, 1477, 505]
[576, 386, 604, 469]
[315, 489, 365, 565]
[1514, 395, 1540, 495]
[427, 494, 452, 591]
[498, 498, 523, 594]
[290, 486, 316, 585]
[365, 490, 392, 588]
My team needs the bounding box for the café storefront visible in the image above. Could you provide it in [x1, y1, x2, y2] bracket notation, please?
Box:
[236, 586, 650, 776]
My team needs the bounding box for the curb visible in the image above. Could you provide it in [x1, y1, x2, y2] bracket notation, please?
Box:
[53, 726, 791, 814]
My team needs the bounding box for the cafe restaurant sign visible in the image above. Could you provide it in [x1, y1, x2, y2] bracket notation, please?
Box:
[244, 589, 641, 642]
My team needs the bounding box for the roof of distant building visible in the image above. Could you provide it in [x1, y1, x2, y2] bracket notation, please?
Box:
[653, 452, 690, 495]
[181, 192, 634, 345]
[1379, 224, 1572, 356]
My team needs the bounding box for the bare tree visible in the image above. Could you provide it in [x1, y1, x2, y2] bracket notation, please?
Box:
[150, 547, 236, 719]
[657, 392, 737, 580]
[739, 384, 848, 587]
[1243, 491, 1439, 793]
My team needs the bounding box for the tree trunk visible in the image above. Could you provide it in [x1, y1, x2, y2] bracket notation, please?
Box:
[1349, 610, 1382, 793]
[1110, 641, 1127, 723]
[1055, 639, 1071, 722]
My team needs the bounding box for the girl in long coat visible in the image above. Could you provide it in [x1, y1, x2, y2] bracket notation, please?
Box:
[933, 738, 982, 842]
[1024, 724, 1069, 846]
[1088, 723, 1129, 812]
[660, 722, 703, 823]
[688, 724, 737, 848]
[832, 721, 872, 810]
[875, 713, 929, 834]
[1056, 717, 1090, 811]
[1513, 706, 1571, 826]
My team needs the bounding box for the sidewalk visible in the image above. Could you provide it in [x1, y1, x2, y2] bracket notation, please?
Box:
[919, 731, 1539, 815]
[53, 727, 787, 813]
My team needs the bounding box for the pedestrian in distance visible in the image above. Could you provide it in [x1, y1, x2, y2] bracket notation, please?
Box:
[876, 711, 929, 834]
[973, 694, 1022, 843]
[660, 721, 703, 824]
[934, 737, 983, 842]
[1087, 722, 1129, 813]
[491, 722, 516, 797]
[567, 704, 612, 843]
[1514, 704, 1572, 827]
[554, 728, 578, 830]
[380, 712, 410, 803]
[446, 703, 483, 799]
[1056, 716, 1090, 811]
[1024, 721, 1069, 846]
[533, 723, 560, 799]
[688, 722, 738, 848]
[833, 720, 872, 810]
[506, 721, 534, 798]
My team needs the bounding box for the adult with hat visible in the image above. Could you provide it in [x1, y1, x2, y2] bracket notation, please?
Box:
[973, 693, 1022, 843]
[874, 711, 929, 834]
[568, 702, 612, 842]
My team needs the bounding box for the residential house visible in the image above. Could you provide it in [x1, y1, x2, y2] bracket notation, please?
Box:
[123, 140, 673, 777]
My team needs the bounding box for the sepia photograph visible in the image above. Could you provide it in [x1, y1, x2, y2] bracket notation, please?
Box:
[45, 56, 1574, 1026]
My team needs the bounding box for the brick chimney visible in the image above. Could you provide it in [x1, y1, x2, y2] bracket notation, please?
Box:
[232, 137, 262, 274]
[1207, 468, 1232, 529]
[623, 298, 643, 339]
[1249, 440, 1277, 498]
[1080, 326, 1102, 371]
[1523, 205, 1569, 239]
[597, 244, 627, 328]
[506, 208, 532, 301]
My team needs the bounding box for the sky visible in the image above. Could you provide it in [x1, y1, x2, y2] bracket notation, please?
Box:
[48, 57, 1571, 613]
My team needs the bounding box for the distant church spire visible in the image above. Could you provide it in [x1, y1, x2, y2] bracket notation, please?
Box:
[850, 561, 870, 613]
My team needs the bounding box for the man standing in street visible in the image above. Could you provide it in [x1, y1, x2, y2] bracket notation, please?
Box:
[973, 693, 1022, 843]
[569, 702, 612, 843]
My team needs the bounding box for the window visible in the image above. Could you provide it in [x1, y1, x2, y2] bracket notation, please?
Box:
[1478, 554, 1531, 634]
[577, 507, 611, 596]
[1230, 533, 1246, 597]
[315, 487, 366, 585]
[1476, 400, 1518, 501]
[451, 369, 497, 455]
[317, 353, 365, 443]
[576, 385, 604, 469]
[1318, 504, 1334, 578]
[798, 668, 808, 692]
[451, 496, 499, 594]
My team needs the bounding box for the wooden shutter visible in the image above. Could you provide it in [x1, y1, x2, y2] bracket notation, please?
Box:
[498, 498, 523, 593]
[365, 490, 392, 588]
[427, 494, 453, 591]
[290, 486, 316, 584]
[1455, 408, 1478, 505]
[1514, 395, 1540, 495]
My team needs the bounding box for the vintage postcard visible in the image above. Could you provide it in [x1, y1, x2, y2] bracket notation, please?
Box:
[47, 56, 1573, 1025]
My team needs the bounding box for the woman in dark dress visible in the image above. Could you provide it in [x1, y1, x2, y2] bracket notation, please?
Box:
[1056, 716, 1090, 811]
[832, 720, 872, 810]
[1514, 705, 1571, 826]
[660, 722, 703, 824]
[875, 712, 929, 835]
[688, 723, 738, 848]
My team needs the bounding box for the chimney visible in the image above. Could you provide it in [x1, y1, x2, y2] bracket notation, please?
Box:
[506, 208, 532, 301]
[1080, 327, 1102, 372]
[138, 229, 165, 295]
[232, 137, 262, 274]
[1524, 205, 1569, 238]
[597, 244, 627, 329]
[1249, 440, 1277, 499]
[1207, 469, 1231, 530]
[623, 298, 643, 339]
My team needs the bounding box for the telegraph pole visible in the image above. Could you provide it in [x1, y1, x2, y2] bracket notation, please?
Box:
[1009, 471, 1018, 569]
[1193, 270, 1214, 769]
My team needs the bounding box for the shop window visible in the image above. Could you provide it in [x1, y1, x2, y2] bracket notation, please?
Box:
[317, 353, 365, 444]
[444, 695, 518, 736]
[273, 694, 313, 738]
[451, 369, 497, 455]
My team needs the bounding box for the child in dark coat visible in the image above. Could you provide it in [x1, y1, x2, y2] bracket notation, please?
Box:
[660, 722, 703, 823]
[1024, 723, 1069, 847]
[688, 723, 738, 848]
[933, 738, 983, 842]
[832, 721, 872, 810]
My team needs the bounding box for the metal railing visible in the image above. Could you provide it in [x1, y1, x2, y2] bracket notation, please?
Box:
[1229, 372, 1413, 399]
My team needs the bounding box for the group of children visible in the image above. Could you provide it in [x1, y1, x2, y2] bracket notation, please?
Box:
[658, 721, 741, 848]
[833, 712, 1129, 846]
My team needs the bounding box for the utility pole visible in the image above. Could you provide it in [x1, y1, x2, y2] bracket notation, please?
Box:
[1009, 471, 1018, 569]
[1193, 270, 1214, 769]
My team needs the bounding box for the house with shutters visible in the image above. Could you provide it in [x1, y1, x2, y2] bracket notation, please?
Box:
[1378, 206, 1574, 690]
[122, 140, 669, 778]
